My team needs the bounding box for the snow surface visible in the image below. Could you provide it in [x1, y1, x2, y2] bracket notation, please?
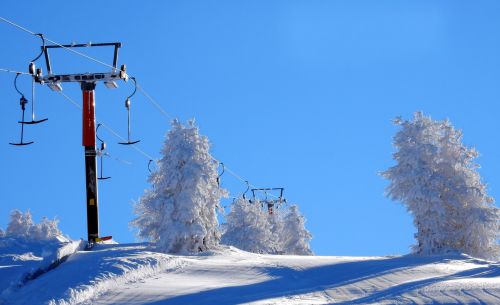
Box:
[1, 243, 499, 305]
[0, 236, 83, 300]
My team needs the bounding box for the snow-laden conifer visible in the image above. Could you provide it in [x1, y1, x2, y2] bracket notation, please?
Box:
[131, 119, 227, 253]
[282, 205, 313, 255]
[222, 199, 313, 255]
[221, 198, 274, 253]
[5, 210, 61, 240]
[382, 112, 499, 259]
[268, 208, 286, 254]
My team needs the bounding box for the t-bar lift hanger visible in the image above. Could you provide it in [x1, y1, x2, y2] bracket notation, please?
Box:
[216, 162, 225, 187]
[148, 159, 154, 173]
[9, 33, 49, 146]
[242, 180, 250, 200]
[96, 124, 111, 180]
[118, 77, 140, 145]
[23, 33, 48, 125]
[9, 73, 34, 146]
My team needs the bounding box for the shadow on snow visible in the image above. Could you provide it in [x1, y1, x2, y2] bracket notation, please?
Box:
[139, 255, 496, 305]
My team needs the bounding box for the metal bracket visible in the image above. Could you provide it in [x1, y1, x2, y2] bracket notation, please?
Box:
[41, 72, 126, 84]
[38, 42, 128, 89]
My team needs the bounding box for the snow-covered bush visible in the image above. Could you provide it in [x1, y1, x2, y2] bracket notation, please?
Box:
[6, 210, 34, 238]
[131, 119, 227, 253]
[4, 210, 61, 240]
[282, 205, 313, 255]
[382, 112, 499, 259]
[222, 199, 313, 255]
[29, 217, 62, 241]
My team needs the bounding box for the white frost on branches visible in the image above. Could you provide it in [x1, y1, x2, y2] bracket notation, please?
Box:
[382, 112, 499, 260]
[4, 210, 61, 241]
[222, 199, 313, 255]
[131, 119, 227, 254]
[221, 198, 274, 254]
[282, 205, 313, 255]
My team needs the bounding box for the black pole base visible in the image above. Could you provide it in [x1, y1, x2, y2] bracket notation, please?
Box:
[85, 147, 99, 244]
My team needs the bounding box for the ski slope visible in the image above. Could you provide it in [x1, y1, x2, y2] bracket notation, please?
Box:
[2, 243, 499, 305]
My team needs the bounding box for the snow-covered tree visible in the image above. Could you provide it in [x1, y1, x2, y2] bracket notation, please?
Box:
[281, 205, 313, 255]
[222, 199, 313, 255]
[382, 112, 499, 259]
[268, 208, 286, 254]
[4, 210, 61, 240]
[221, 198, 274, 253]
[131, 119, 227, 254]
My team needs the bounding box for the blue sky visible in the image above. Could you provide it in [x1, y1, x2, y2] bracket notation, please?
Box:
[1, 1, 499, 256]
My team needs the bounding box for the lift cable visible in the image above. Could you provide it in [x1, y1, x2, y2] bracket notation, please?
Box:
[2, 16, 173, 122]
[134, 84, 280, 198]
[0, 16, 115, 70]
[0, 68, 32, 75]
[58, 87, 280, 199]
[2, 15, 282, 201]
[57, 91, 273, 200]
[136, 84, 175, 120]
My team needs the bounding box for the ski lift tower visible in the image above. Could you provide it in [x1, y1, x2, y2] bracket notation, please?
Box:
[37, 42, 128, 246]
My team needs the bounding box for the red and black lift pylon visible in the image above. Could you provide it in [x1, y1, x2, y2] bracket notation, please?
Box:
[82, 82, 99, 244]
[37, 42, 128, 246]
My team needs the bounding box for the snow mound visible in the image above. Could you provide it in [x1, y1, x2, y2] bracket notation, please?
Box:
[0, 236, 83, 301]
[5, 243, 185, 305]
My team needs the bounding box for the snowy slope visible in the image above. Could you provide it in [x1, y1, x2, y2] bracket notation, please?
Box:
[2, 243, 499, 305]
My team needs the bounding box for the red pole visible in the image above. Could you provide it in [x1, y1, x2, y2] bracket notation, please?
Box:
[82, 89, 96, 147]
[82, 82, 99, 245]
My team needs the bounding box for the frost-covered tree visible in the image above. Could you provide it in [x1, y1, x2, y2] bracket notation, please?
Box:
[282, 205, 313, 255]
[268, 208, 286, 254]
[131, 119, 227, 253]
[4, 210, 61, 240]
[221, 198, 274, 253]
[382, 112, 499, 259]
[222, 199, 313, 255]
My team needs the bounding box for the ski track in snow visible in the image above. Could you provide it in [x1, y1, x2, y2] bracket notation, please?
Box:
[2, 243, 499, 305]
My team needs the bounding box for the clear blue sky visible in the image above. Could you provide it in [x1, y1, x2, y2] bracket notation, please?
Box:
[1, 1, 499, 256]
